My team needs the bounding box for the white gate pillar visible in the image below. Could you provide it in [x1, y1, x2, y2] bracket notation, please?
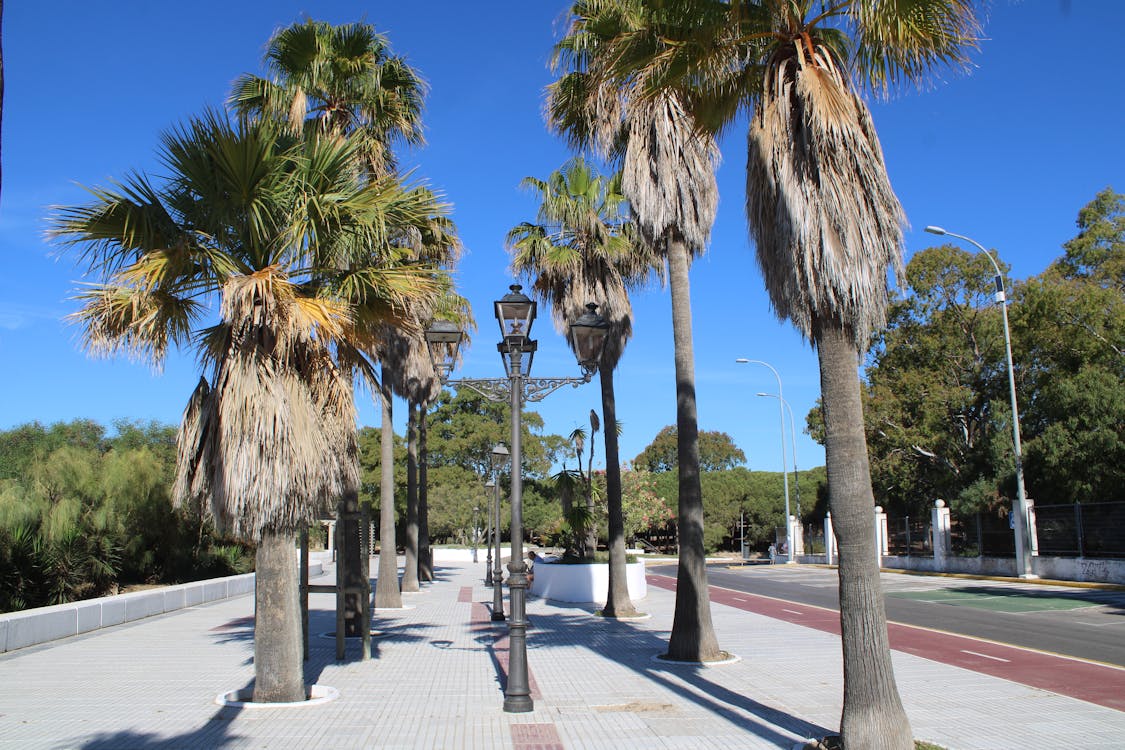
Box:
[931, 500, 951, 563]
[824, 512, 835, 566]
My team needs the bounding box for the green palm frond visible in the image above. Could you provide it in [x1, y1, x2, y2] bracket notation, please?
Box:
[49, 175, 182, 275]
[508, 156, 658, 370]
[850, 0, 981, 95]
[233, 19, 427, 175]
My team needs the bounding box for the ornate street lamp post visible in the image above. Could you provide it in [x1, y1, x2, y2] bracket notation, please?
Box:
[489, 443, 509, 618]
[483, 479, 496, 586]
[426, 285, 608, 713]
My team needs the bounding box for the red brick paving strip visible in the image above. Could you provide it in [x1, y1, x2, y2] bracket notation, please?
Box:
[510, 723, 565, 750]
[492, 633, 542, 699]
[649, 573, 1125, 712]
[467, 588, 542, 700]
[458, 585, 474, 602]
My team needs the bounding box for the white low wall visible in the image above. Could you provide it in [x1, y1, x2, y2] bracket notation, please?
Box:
[0, 560, 325, 654]
[432, 547, 486, 563]
[531, 560, 646, 604]
[807, 553, 1125, 585]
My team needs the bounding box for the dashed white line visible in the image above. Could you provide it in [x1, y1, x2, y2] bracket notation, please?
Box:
[782, 609, 803, 616]
[961, 649, 1010, 663]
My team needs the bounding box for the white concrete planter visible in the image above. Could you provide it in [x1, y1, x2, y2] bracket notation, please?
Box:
[531, 559, 646, 604]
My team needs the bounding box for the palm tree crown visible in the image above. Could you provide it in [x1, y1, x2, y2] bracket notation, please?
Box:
[743, 0, 980, 349]
[508, 156, 656, 368]
[232, 19, 427, 175]
[50, 111, 446, 540]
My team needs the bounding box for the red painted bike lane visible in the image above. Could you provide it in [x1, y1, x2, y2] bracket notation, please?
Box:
[648, 573, 1125, 712]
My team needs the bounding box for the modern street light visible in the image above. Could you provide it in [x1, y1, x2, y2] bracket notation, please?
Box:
[489, 443, 509, 618]
[757, 392, 802, 522]
[736, 358, 794, 563]
[925, 225, 1036, 578]
[426, 285, 608, 713]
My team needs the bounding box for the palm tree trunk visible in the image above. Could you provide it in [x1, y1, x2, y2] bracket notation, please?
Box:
[402, 401, 420, 592]
[816, 320, 912, 750]
[418, 400, 433, 582]
[664, 235, 722, 661]
[252, 530, 304, 703]
[375, 375, 402, 608]
[600, 366, 638, 617]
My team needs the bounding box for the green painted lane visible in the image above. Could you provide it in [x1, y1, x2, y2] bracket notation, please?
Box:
[888, 587, 1098, 612]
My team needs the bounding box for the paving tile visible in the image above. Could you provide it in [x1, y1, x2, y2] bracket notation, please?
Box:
[0, 561, 1122, 749]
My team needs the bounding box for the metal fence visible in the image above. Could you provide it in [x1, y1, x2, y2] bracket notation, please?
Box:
[885, 516, 934, 556]
[948, 511, 1016, 557]
[1035, 501, 1125, 558]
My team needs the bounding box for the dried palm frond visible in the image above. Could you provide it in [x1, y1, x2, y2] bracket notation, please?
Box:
[68, 282, 200, 366]
[747, 39, 905, 350]
[621, 92, 719, 255]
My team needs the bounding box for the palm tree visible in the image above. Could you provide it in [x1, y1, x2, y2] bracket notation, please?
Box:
[508, 156, 656, 617]
[231, 18, 425, 176]
[739, 4, 978, 746]
[51, 112, 445, 702]
[551, 2, 723, 659]
[374, 326, 435, 596]
[234, 17, 439, 619]
[555, 0, 978, 739]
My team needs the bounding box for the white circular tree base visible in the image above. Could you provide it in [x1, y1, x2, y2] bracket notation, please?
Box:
[215, 684, 339, 708]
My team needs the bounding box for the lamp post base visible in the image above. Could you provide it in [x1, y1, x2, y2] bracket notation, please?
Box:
[491, 611, 506, 622]
[503, 695, 533, 713]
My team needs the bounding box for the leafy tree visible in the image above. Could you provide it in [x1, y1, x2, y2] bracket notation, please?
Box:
[426, 389, 561, 479]
[863, 244, 1011, 517]
[854, 188, 1125, 520]
[619, 467, 674, 541]
[0, 420, 251, 613]
[1013, 190, 1125, 505]
[634, 425, 747, 473]
[1057, 187, 1124, 290]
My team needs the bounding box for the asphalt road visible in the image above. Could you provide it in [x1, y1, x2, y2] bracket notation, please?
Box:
[649, 562, 1125, 668]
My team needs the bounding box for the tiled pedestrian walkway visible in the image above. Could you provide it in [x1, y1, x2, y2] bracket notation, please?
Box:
[2, 561, 1121, 749]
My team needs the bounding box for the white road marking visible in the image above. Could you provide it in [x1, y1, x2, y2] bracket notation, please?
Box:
[782, 609, 803, 616]
[961, 649, 1010, 663]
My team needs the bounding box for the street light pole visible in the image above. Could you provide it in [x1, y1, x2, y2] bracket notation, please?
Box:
[736, 358, 794, 563]
[489, 444, 508, 619]
[757, 392, 802, 521]
[925, 226, 1036, 578]
[484, 479, 495, 586]
[501, 337, 533, 713]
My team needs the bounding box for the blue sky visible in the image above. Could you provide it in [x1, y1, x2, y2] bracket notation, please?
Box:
[2, 1, 1122, 476]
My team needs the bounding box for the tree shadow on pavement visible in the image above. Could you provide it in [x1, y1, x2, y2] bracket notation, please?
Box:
[477, 602, 829, 746]
[79, 699, 248, 749]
